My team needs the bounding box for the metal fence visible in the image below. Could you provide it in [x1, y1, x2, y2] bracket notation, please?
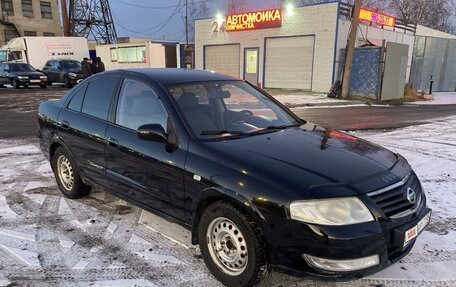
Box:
[337, 46, 383, 99]
[410, 36, 456, 92]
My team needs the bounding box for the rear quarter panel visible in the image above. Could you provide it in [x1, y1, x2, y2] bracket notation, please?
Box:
[38, 99, 63, 161]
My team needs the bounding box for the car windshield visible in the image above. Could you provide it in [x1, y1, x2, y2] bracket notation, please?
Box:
[61, 61, 81, 69]
[0, 50, 7, 63]
[10, 63, 35, 72]
[168, 81, 302, 139]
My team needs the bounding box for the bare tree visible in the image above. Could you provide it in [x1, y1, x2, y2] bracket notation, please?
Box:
[218, 0, 246, 14]
[184, 0, 211, 42]
[388, 0, 455, 32]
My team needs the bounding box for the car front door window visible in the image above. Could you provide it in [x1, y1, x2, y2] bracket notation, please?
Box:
[116, 79, 168, 131]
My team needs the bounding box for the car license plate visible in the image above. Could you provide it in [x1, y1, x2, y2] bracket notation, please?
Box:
[404, 212, 431, 247]
[30, 80, 41, 83]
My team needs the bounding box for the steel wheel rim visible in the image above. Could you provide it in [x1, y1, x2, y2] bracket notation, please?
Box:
[207, 217, 248, 276]
[57, 155, 74, 191]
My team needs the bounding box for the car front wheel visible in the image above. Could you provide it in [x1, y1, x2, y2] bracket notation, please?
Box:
[52, 147, 91, 199]
[64, 76, 72, 88]
[198, 201, 269, 287]
[12, 79, 20, 89]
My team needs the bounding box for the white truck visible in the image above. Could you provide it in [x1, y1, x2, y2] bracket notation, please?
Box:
[0, 37, 89, 70]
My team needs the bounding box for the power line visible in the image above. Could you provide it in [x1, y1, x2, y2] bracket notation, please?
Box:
[111, 0, 183, 36]
[110, 0, 213, 10]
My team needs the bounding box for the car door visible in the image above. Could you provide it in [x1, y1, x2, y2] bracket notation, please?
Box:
[104, 76, 187, 221]
[42, 61, 53, 81]
[57, 75, 121, 188]
[0, 64, 5, 85]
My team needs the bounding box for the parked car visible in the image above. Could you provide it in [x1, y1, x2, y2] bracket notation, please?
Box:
[38, 69, 431, 287]
[0, 62, 47, 89]
[42, 59, 84, 88]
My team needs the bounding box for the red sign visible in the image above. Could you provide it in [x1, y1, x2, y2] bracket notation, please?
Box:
[225, 9, 282, 32]
[359, 8, 396, 27]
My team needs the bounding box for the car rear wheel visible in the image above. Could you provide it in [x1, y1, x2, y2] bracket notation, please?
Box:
[198, 201, 269, 287]
[52, 147, 91, 199]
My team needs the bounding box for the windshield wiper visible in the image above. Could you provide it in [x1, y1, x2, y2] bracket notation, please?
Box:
[200, 130, 245, 136]
[264, 123, 302, 130]
[247, 123, 303, 135]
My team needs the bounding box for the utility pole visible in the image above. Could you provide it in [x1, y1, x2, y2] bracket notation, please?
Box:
[61, 0, 69, 36]
[185, 0, 189, 45]
[341, 0, 362, 98]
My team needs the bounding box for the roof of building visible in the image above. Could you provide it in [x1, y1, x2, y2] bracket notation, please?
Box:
[120, 68, 240, 85]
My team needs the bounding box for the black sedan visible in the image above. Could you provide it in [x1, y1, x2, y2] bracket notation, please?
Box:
[0, 62, 48, 89]
[42, 59, 84, 88]
[37, 69, 431, 287]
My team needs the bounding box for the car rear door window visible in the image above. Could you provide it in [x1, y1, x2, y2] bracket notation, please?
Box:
[67, 84, 87, 112]
[116, 79, 168, 131]
[82, 77, 118, 120]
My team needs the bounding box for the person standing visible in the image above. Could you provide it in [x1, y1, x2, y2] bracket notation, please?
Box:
[81, 58, 92, 79]
[96, 57, 105, 73]
[88, 58, 97, 75]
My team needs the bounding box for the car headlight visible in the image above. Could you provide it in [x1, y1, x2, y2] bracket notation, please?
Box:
[40, 75, 48, 79]
[68, 73, 77, 78]
[289, 197, 374, 226]
[17, 76, 29, 79]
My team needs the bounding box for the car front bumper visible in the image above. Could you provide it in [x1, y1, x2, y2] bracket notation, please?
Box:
[17, 78, 47, 86]
[271, 206, 431, 280]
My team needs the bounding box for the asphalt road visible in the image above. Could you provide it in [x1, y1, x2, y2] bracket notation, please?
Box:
[1, 86, 456, 139]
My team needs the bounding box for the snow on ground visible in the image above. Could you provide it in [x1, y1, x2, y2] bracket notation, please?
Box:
[411, 92, 456, 105]
[1, 117, 456, 286]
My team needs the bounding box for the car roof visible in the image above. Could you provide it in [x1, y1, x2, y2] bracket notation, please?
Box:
[116, 68, 241, 85]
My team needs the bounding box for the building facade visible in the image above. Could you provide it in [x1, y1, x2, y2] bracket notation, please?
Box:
[195, 1, 454, 93]
[0, 0, 62, 46]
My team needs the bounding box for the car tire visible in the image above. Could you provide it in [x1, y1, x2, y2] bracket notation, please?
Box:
[198, 201, 269, 287]
[52, 147, 91, 199]
[40, 84, 47, 89]
[64, 76, 72, 88]
[12, 79, 20, 89]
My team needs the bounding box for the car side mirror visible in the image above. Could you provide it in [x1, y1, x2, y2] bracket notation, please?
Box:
[137, 124, 167, 142]
[57, 66, 62, 70]
[4, 69, 9, 72]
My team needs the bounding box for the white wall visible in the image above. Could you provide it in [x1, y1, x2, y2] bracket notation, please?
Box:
[195, 2, 339, 93]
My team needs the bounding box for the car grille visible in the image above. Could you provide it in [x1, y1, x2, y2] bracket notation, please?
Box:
[367, 173, 422, 218]
[29, 75, 40, 80]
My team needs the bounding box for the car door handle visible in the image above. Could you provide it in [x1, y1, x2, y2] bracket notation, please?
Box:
[107, 137, 119, 148]
[59, 121, 70, 130]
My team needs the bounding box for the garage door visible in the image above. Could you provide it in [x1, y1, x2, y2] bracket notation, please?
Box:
[204, 44, 240, 77]
[264, 36, 315, 90]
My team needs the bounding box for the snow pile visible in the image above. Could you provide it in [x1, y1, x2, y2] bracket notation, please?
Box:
[353, 116, 456, 282]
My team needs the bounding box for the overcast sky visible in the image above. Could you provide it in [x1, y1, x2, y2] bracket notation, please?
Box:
[109, 0, 281, 41]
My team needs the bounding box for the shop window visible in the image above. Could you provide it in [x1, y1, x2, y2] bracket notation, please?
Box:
[1, 0, 14, 16]
[117, 46, 147, 63]
[24, 31, 37, 36]
[43, 32, 55, 36]
[22, 0, 34, 17]
[40, 1, 52, 19]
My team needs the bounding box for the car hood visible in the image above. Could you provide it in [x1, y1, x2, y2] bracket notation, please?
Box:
[203, 122, 410, 199]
